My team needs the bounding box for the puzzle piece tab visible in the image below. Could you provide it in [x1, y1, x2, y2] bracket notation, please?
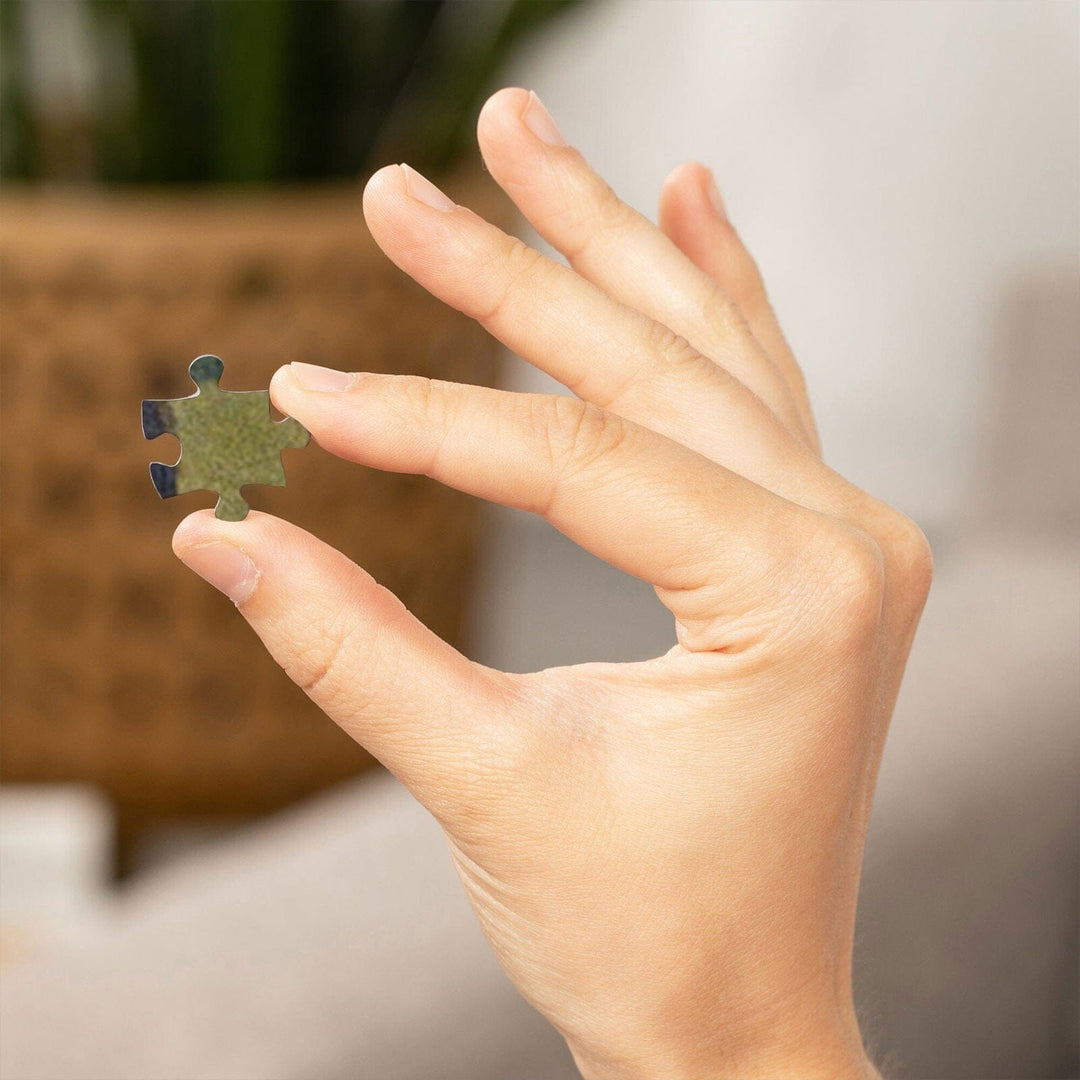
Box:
[142, 355, 310, 521]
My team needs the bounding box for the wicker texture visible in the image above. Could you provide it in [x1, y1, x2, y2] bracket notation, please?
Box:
[0, 180, 503, 830]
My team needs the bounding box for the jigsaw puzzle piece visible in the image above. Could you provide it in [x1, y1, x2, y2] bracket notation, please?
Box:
[141, 400, 175, 441]
[149, 461, 179, 500]
[149, 457, 209, 501]
[142, 355, 310, 521]
[273, 416, 310, 451]
[214, 489, 252, 522]
[188, 354, 225, 388]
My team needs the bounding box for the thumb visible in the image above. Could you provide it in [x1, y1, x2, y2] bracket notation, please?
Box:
[172, 510, 519, 810]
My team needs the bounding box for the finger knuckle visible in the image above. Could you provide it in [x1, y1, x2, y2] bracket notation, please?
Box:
[592, 180, 638, 237]
[548, 397, 629, 476]
[287, 618, 370, 712]
[477, 238, 547, 325]
[698, 275, 746, 336]
[879, 509, 934, 612]
[394, 373, 439, 420]
[804, 525, 887, 644]
[643, 318, 707, 374]
[505, 235, 546, 280]
[557, 175, 639, 262]
[394, 375, 463, 467]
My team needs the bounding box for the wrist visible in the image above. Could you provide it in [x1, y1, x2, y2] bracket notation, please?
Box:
[572, 1045, 879, 1080]
[565, 996, 879, 1080]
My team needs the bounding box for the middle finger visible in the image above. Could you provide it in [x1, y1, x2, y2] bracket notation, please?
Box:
[362, 163, 801, 496]
[475, 87, 811, 446]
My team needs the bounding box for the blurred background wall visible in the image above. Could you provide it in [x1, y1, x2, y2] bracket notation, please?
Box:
[1, 2, 1077, 1079]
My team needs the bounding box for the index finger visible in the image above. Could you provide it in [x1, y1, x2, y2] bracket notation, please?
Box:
[272, 366, 833, 653]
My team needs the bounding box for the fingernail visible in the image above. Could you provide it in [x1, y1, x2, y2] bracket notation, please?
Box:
[180, 543, 259, 605]
[401, 164, 456, 211]
[522, 91, 567, 147]
[704, 169, 727, 218]
[289, 362, 354, 392]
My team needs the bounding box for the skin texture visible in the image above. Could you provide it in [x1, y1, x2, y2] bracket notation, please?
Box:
[173, 88, 930, 1079]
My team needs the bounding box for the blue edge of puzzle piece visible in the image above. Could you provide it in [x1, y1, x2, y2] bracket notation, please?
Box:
[149, 461, 178, 499]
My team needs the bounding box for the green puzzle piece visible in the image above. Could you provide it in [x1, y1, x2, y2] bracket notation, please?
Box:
[142, 355, 310, 521]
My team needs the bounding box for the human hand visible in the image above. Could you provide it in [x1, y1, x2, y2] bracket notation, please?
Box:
[173, 88, 930, 1080]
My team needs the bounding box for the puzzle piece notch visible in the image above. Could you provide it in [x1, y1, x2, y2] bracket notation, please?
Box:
[142, 354, 310, 521]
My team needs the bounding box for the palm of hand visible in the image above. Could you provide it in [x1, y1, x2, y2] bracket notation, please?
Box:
[447, 547, 903, 1077]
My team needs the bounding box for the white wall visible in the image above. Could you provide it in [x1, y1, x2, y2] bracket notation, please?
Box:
[502, 0, 1079, 527]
